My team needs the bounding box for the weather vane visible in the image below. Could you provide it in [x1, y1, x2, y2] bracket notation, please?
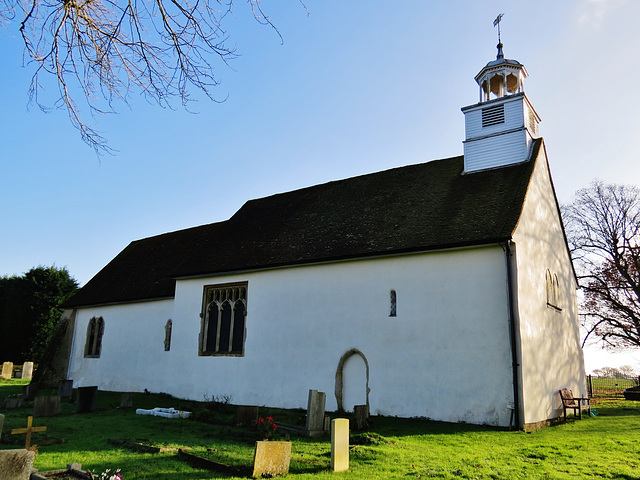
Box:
[493, 13, 504, 43]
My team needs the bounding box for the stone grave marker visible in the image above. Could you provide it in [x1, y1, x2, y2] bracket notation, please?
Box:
[331, 418, 349, 472]
[353, 404, 370, 430]
[22, 383, 38, 400]
[11, 416, 47, 449]
[0, 449, 36, 480]
[3, 395, 23, 409]
[120, 392, 133, 408]
[34, 395, 61, 417]
[77, 386, 98, 413]
[235, 405, 259, 427]
[305, 389, 326, 436]
[58, 379, 73, 398]
[252, 441, 291, 478]
[21, 362, 34, 380]
[1, 361, 14, 379]
[0, 413, 4, 440]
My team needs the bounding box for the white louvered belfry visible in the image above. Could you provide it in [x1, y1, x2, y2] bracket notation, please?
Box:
[461, 43, 541, 173]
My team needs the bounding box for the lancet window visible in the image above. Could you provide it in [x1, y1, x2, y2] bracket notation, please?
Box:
[84, 316, 104, 358]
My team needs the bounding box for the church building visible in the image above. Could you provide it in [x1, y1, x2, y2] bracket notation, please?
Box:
[61, 41, 586, 429]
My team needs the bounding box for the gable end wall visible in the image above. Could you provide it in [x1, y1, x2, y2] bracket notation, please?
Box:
[512, 145, 586, 425]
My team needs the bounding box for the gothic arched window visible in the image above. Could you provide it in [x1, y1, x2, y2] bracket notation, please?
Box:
[84, 316, 104, 358]
[545, 270, 561, 310]
[200, 283, 247, 356]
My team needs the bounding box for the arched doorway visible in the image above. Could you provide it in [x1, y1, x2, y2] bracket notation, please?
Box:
[335, 348, 370, 413]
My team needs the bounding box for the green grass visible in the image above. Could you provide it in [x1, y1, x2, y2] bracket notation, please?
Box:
[2, 379, 640, 479]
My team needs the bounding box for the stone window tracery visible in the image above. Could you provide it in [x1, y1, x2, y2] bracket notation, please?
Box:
[84, 316, 104, 358]
[199, 283, 247, 356]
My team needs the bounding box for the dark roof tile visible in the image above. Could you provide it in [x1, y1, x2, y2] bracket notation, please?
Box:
[65, 139, 541, 307]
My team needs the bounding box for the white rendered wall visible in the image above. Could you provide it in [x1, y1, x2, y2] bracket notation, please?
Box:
[67, 299, 175, 392]
[68, 246, 516, 426]
[511, 144, 586, 425]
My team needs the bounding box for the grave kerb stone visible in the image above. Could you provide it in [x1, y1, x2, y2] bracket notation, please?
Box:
[3, 395, 23, 409]
[0, 449, 36, 480]
[305, 389, 326, 433]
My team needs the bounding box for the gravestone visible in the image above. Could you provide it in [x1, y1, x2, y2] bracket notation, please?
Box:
[22, 383, 38, 400]
[353, 404, 370, 430]
[0, 449, 36, 480]
[120, 393, 133, 408]
[77, 386, 98, 413]
[34, 395, 61, 417]
[21, 362, 34, 380]
[235, 405, 259, 427]
[58, 379, 73, 398]
[0, 413, 4, 440]
[305, 389, 326, 436]
[252, 441, 291, 478]
[1, 361, 14, 379]
[3, 395, 23, 409]
[331, 418, 349, 472]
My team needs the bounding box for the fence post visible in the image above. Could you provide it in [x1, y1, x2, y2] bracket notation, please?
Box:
[588, 375, 593, 398]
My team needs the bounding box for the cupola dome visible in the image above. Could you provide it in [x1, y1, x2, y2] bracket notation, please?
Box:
[461, 41, 540, 174]
[475, 43, 528, 102]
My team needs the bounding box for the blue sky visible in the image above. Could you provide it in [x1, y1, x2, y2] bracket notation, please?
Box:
[1, 1, 639, 370]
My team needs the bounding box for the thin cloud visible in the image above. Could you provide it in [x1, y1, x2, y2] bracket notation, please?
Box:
[578, 0, 627, 30]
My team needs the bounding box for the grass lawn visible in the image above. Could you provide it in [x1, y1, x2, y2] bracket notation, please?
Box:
[1, 378, 639, 479]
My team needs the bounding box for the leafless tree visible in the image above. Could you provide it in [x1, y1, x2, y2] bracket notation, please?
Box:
[563, 180, 640, 349]
[1, 0, 283, 153]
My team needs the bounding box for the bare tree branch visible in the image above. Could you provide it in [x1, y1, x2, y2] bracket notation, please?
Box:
[564, 180, 640, 350]
[3, 0, 280, 154]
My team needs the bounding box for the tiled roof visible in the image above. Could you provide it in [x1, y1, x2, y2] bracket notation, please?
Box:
[65, 139, 542, 308]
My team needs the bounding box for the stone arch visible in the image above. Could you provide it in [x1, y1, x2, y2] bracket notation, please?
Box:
[335, 348, 370, 413]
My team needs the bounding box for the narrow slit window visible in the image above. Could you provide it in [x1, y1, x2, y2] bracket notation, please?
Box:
[390, 290, 397, 317]
[164, 319, 172, 351]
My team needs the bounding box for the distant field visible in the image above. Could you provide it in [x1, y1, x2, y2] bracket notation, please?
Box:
[588, 375, 639, 396]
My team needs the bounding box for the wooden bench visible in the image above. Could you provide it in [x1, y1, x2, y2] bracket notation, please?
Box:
[559, 388, 591, 420]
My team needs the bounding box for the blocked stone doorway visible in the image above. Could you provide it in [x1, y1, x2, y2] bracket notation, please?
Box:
[335, 348, 370, 413]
